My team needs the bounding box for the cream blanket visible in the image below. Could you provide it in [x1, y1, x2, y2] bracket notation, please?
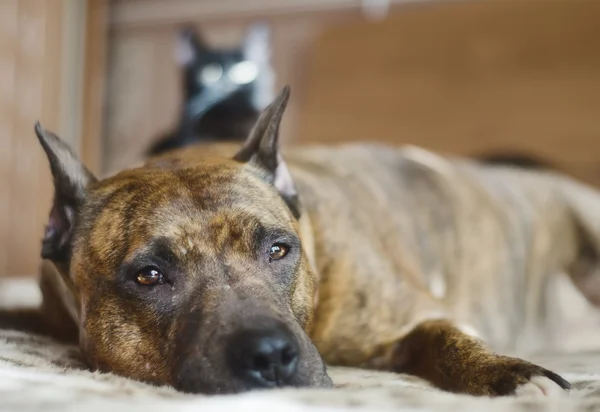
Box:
[1, 279, 600, 412]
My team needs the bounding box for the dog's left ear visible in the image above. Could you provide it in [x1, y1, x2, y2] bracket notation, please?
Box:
[35, 122, 97, 263]
[234, 86, 299, 218]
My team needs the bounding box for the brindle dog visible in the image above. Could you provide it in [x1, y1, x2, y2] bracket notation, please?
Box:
[11, 86, 600, 397]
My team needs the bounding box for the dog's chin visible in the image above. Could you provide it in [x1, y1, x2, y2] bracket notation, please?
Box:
[174, 363, 333, 395]
[175, 377, 332, 395]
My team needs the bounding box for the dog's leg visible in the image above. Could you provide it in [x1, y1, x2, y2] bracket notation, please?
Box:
[0, 264, 78, 343]
[0, 308, 50, 336]
[388, 319, 571, 397]
[0, 306, 77, 343]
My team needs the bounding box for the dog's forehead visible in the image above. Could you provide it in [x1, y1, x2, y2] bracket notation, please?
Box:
[80, 158, 295, 267]
[94, 161, 285, 220]
[94, 157, 255, 204]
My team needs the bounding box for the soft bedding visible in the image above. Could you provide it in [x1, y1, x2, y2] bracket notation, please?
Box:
[1, 278, 600, 412]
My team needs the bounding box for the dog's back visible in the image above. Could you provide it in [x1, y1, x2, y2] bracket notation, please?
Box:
[257, 144, 597, 359]
[140, 141, 599, 359]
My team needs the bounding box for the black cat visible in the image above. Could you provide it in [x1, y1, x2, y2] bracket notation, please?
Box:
[148, 23, 274, 156]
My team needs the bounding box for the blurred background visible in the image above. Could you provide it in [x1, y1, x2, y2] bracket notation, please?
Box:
[1, 0, 600, 277]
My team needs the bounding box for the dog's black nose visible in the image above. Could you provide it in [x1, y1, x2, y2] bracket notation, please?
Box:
[229, 327, 299, 387]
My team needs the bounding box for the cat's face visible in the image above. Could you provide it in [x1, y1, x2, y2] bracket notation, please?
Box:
[176, 24, 274, 118]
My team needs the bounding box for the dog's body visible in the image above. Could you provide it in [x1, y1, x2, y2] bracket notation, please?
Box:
[6, 88, 596, 396]
[301, 145, 596, 355]
[163, 142, 591, 358]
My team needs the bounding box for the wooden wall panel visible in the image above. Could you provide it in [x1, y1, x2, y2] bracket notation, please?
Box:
[0, 1, 63, 276]
[0, 0, 94, 277]
[297, 0, 600, 186]
[81, 0, 110, 176]
[105, 27, 176, 173]
[0, 0, 19, 276]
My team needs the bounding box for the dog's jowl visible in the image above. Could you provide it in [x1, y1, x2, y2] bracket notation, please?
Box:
[13, 86, 600, 396]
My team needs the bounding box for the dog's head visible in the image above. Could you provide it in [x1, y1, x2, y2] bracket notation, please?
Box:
[35, 87, 331, 394]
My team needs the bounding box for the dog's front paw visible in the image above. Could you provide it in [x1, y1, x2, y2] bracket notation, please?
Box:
[471, 356, 571, 397]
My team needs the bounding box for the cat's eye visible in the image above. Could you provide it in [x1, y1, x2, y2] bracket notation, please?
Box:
[228, 61, 258, 85]
[136, 267, 164, 286]
[200, 63, 223, 84]
[269, 243, 289, 261]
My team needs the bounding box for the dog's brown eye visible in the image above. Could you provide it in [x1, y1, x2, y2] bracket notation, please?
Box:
[136, 268, 164, 286]
[269, 243, 289, 260]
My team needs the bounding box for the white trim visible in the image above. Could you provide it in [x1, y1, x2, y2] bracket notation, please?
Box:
[59, 0, 87, 153]
[110, 0, 440, 29]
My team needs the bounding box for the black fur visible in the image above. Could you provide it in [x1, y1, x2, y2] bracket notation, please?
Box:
[148, 25, 273, 156]
[475, 151, 552, 170]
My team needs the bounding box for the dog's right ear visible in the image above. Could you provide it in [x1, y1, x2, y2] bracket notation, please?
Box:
[175, 26, 205, 67]
[233, 86, 300, 218]
[35, 122, 97, 263]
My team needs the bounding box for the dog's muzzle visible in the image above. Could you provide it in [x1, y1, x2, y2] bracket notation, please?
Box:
[227, 323, 300, 388]
[173, 313, 316, 394]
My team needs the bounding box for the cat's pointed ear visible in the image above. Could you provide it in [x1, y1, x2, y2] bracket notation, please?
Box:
[35, 122, 97, 262]
[175, 26, 206, 67]
[243, 22, 271, 63]
[233, 86, 299, 218]
[243, 22, 274, 109]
